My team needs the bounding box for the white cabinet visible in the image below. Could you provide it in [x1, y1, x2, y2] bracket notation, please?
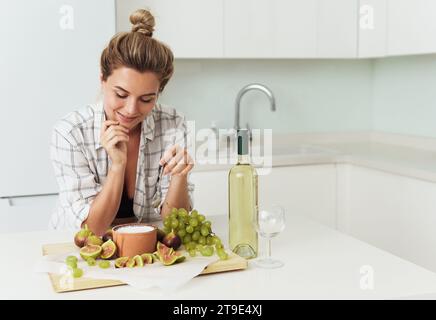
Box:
[339, 165, 436, 273]
[0, 194, 58, 233]
[387, 0, 436, 56]
[116, 0, 436, 58]
[317, 0, 358, 58]
[223, 0, 318, 58]
[116, 0, 223, 58]
[190, 164, 337, 228]
[258, 165, 337, 228]
[358, 0, 387, 57]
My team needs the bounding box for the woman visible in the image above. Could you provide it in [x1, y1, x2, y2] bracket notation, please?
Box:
[50, 9, 194, 235]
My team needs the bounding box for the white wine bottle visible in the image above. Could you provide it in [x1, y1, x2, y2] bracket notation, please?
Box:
[228, 129, 258, 259]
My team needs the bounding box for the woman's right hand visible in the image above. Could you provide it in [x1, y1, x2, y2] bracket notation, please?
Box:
[100, 120, 129, 168]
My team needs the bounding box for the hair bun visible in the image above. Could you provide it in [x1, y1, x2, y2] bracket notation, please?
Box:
[130, 9, 155, 36]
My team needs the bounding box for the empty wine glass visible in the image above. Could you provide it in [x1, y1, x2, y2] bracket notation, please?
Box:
[253, 205, 285, 268]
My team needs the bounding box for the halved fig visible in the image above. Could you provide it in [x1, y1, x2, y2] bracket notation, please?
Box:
[100, 239, 117, 260]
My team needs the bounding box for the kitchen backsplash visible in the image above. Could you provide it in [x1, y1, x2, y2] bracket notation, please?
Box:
[159, 55, 436, 138]
[160, 59, 373, 134]
[373, 54, 436, 138]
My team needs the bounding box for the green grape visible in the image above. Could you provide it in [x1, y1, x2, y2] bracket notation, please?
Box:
[178, 208, 188, 216]
[99, 261, 110, 269]
[194, 225, 201, 232]
[87, 258, 96, 266]
[200, 246, 214, 257]
[171, 208, 178, 215]
[217, 248, 228, 260]
[186, 225, 194, 234]
[184, 234, 192, 244]
[215, 243, 224, 250]
[203, 221, 212, 228]
[192, 231, 201, 241]
[190, 210, 199, 218]
[178, 218, 185, 227]
[178, 209, 188, 218]
[163, 226, 172, 234]
[171, 219, 179, 229]
[206, 236, 214, 246]
[66, 260, 77, 269]
[198, 214, 206, 222]
[200, 226, 210, 237]
[195, 244, 204, 251]
[188, 249, 196, 257]
[65, 255, 78, 265]
[189, 218, 199, 227]
[72, 268, 83, 278]
[163, 219, 171, 228]
[186, 242, 197, 251]
[212, 236, 222, 246]
[177, 229, 186, 238]
[170, 212, 178, 220]
[198, 236, 206, 245]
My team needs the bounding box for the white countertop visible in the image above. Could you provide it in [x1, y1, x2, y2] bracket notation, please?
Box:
[193, 132, 436, 183]
[3, 213, 436, 299]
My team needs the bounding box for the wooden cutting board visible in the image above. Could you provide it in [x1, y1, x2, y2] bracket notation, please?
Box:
[42, 242, 247, 293]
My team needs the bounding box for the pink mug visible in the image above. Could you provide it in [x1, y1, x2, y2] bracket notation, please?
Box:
[112, 223, 157, 257]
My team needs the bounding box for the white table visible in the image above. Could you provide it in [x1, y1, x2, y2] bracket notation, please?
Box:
[2, 213, 436, 299]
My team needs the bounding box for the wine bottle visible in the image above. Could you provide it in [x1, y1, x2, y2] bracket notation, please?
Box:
[228, 129, 258, 259]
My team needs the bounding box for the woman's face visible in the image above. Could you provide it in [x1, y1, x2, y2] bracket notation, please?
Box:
[101, 67, 160, 132]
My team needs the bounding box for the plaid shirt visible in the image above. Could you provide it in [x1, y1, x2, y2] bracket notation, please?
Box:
[49, 100, 194, 230]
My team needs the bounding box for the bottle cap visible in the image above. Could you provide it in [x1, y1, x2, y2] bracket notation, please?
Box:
[237, 129, 249, 155]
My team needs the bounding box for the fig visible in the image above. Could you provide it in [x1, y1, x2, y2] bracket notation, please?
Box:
[85, 235, 103, 246]
[79, 244, 102, 260]
[126, 257, 135, 268]
[102, 229, 113, 242]
[156, 242, 174, 259]
[74, 225, 93, 248]
[141, 253, 154, 264]
[162, 231, 182, 250]
[100, 239, 117, 260]
[115, 257, 129, 268]
[160, 253, 179, 266]
[133, 255, 144, 267]
[173, 251, 186, 263]
[156, 228, 166, 242]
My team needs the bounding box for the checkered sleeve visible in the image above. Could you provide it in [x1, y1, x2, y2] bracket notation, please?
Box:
[50, 128, 102, 230]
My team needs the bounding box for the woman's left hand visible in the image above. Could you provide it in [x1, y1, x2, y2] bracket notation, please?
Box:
[159, 145, 194, 176]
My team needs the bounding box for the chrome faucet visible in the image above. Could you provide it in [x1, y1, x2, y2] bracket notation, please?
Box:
[234, 83, 276, 139]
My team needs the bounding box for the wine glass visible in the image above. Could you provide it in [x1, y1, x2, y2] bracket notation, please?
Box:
[253, 205, 285, 268]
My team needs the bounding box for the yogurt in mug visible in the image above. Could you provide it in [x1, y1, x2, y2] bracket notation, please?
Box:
[115, 225, 155, 234]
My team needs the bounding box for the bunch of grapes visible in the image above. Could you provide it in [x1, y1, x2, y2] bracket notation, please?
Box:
[163, 208, 229, 260]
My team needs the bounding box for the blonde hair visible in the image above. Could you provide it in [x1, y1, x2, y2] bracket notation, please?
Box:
[100, 9, 174, 92]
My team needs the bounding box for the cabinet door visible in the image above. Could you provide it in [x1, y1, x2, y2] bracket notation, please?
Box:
[344, 165, 436, 273]
[358, 0, 387, 57]
[0, 194, 58, 233]
[224, 0, 318, 58]
[345, 166, 407, 255]
[258, 165, 337, 228]
[387, 0, 436, 56]
[116, 0, 223, 58]
[317, 0, 358, 58]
